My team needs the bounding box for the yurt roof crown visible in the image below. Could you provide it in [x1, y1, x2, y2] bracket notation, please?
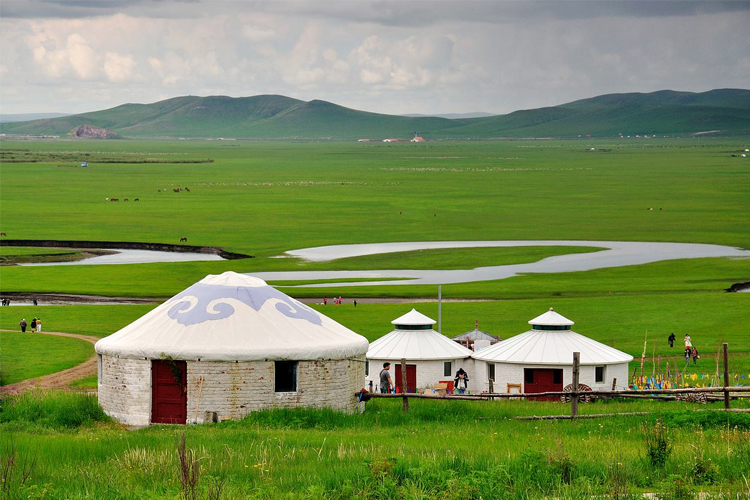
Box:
[529, 307, 574, 331]
[392, 308, 436, 330]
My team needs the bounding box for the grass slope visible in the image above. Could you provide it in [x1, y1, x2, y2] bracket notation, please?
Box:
[0, 332, 92, 385]
[2, 89, 748, 138]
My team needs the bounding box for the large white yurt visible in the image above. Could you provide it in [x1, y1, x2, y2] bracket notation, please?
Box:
[95, 272, 369, 426]
[365, 309, 474, 393]
[472, 308, 632, 395]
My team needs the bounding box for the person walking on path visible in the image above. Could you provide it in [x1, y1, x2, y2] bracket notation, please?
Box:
[20, 318, 27, 332]
[30, 318, 37, 332]
[691, 346, 699, 365]
[379, 362, 393, 394]
[36, 318, 42, 333]
[668, 332, 675, 348]
[354, 299, 357, 308]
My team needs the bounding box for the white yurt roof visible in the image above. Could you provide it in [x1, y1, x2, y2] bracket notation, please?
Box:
[391, 308, 436, 326]
[528, 308, 574, 326]
[368, 309, 472, 360]
[95, 272, 369, 361]
[473, 310, 633, 366]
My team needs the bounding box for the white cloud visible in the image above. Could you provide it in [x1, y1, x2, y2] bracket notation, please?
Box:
[0, 4, 748, 115]
[104, 52, 135, 82]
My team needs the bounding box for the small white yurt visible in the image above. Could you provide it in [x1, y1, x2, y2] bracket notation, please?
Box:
[365, 309, 474, 393]
[95, 272, 369, 426]
[472, 308, 632, 396]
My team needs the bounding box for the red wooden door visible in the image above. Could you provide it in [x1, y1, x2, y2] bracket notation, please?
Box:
[524, 368, 563, 401]
[394, 364, 417, 393]
[152, 360, 187, 424]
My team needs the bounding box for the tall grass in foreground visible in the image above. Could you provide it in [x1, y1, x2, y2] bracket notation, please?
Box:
[2, 393, 750, 498]
[0, 390, 110, 430]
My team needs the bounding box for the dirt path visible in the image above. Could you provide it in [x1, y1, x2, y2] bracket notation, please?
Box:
[0, 330, 99, 396]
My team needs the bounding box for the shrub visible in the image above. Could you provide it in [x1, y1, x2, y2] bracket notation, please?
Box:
[645, 419, 672, 468]
[690, 456, 718, 485]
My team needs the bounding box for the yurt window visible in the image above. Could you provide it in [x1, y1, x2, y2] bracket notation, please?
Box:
[595, 366, 605, 383]
[443, 361, 452, 377]
[395, 324, 432, 330]
[532, 325, 571, 331]
[97, 354, 102, 384]
[275, 361, 298, 392]
[488, 363, 496, 381]
[365, 361, 370, 376]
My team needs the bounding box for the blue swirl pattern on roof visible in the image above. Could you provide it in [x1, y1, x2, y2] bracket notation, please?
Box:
[167, 282, 322, 326]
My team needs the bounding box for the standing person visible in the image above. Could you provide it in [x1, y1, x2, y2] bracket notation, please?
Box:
[691, 346, 699, 365]
[30, 317, 37, 332]
[685, 347, 691, 364]
[20, 318, 27, 332]
[454, 368, 470, 395]
[323, 296, 327, 305]
[684, 334, 692, 349]
[354, 299, 357, 308]
[33, 298, 38, 306]
[37, 318, 42, 333]
[668, 332, 675, 348]
[379, 362, 393, 394]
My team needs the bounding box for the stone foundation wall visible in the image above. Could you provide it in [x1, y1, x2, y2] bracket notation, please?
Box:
[185, 357, 365, 423]
[98, 355, 151, 427]
[98, 356, 366, 425]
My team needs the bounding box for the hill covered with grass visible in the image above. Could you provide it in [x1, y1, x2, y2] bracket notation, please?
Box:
[2, 89, 748, 139]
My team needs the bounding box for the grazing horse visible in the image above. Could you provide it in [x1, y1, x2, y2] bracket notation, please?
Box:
[185, 187, 190, 192]
[134, 198, 140, 202]
[173, 188, 181, 193]
[0, 232, 6, 237]
[180, 237, 188, 242]
[110, 198, 119, 202]
[124, 198, 129, 202]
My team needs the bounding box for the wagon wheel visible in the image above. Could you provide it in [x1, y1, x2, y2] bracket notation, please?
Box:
[560, 383, 593, 403]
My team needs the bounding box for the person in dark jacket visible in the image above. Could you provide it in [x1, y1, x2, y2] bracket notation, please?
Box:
[668, 332, 675, 348]
[20, 318, 27, 332]
[454, 368, 470, 394]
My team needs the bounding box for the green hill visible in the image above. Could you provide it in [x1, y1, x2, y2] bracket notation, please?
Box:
[2, 89, 748, 139]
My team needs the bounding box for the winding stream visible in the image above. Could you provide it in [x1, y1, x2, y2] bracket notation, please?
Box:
[251, 240, 750, 287]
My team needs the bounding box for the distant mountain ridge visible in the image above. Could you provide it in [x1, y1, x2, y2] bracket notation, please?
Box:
[1, 89, 748, 139]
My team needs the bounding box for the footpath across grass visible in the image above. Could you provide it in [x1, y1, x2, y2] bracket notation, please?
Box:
[0, 332, 93, 386]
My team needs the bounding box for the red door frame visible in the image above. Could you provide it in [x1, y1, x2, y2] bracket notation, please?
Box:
[152, 360, 187, 424]
[394, 364, 417, 393]
[524, 368, 563, 401]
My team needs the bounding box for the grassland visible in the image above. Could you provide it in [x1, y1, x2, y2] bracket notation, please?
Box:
[0, 332, 92, 385]
[1, 137, 749, 497]
[1, 392, 750, 499]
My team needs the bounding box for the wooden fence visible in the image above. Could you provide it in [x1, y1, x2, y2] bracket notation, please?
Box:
[362, 343, 750, 416]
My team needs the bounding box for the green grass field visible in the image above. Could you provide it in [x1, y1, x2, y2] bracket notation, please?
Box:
[1, 137, 749, 498]
[1, 392, 749, 499]
[0, 332, 92, 385]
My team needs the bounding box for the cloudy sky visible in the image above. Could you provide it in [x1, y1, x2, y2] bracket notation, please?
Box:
[1, 0, 749, 115]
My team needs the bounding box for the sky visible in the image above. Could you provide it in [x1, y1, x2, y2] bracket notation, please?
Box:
[1, 0, 749, 116]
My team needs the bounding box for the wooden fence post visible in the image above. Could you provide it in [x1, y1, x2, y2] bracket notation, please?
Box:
[401, 358, 409, 413]
[723, 343, 730, 410]
[571, 352, 580, 418]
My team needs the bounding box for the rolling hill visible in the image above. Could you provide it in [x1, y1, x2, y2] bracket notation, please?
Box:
[1, 89, 748, 139]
